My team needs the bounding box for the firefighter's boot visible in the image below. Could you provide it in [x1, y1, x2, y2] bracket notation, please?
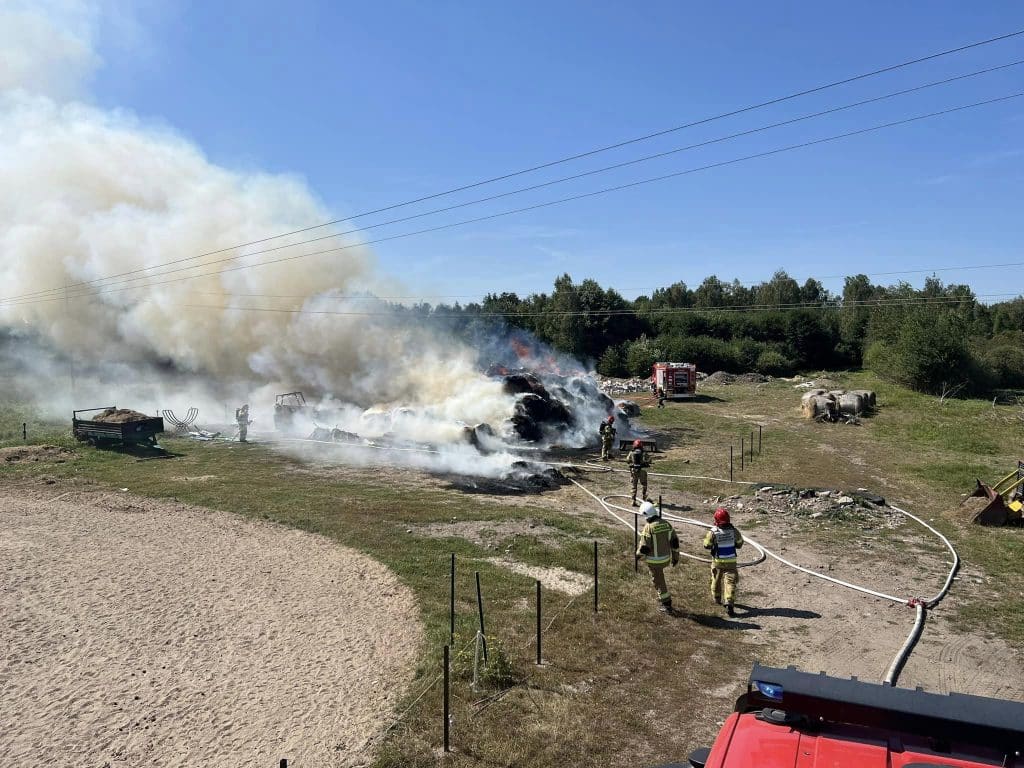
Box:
[631, 496, 638, 507]
[726, 604, 736, 617]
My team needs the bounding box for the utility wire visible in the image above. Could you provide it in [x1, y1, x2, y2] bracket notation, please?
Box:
[4, 28, 1023, 304]
[11, 59, 1020, 307]
[2, 90, 1020, 310]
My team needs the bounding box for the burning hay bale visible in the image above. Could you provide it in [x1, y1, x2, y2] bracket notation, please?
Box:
[502, 372, 612, 444]
[616, 400, 641, 417]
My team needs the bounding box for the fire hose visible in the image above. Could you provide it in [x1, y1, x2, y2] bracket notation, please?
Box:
[560, 465, 959, 687]
[270, 437, 958, 686]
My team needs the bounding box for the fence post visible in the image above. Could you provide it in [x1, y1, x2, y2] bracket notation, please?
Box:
[593, 541, 599, 613]
[449, 553, 455, 646]
[475, 571, 488, 662]
[740, 438, 745, 471]
[22, 422, 27, 441]
[730, 446, 733, 482]
[750, 430, 755, 464]
[443, 644, 451, 752]
[758, 424, 762, 454]
[280, 760, 287, 768]
[536, 580, 542, 665]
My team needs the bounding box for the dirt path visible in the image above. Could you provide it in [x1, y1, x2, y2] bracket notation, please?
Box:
[554, 469, 1024, 703]
[0, 484, 423, 767]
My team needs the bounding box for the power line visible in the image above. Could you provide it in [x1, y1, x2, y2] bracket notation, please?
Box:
[4, 28, 1023, 304]
[12, 59, 1020, 307]
[1, 90, 1019, 310]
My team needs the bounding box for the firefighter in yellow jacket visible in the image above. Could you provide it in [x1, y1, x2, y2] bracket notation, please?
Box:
[636, 501, 680, 613]
[626, 439, 650, 506]
[599, 415, 616, 461]
[703, 507, 744, 617]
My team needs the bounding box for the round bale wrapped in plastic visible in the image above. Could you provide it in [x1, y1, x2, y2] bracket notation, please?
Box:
[850, 389, 876, 409]
[839, 393, 865, 416]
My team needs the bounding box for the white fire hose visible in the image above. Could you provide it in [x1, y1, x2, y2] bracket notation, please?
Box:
[563, 465, 959, 687]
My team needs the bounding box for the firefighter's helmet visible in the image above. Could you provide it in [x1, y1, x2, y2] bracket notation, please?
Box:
[714, 507, 730, 525]
[633, 439, 643, 449]
[639, 501, 659, 519]
[606, 415, 615, 424]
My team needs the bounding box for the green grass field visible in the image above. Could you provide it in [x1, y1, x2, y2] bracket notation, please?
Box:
[3, 371, 1023, 766]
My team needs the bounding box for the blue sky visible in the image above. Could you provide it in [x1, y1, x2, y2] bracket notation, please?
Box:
[90, 1, 1023, 303]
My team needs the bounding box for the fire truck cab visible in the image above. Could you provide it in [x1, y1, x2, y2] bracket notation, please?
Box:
[668, 663, 1024, 768]
[651, 362, 697, 400]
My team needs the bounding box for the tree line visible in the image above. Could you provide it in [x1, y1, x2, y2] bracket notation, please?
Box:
[393, 271, 1024, 396]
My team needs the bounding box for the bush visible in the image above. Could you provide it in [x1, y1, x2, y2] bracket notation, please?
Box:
[623, 335, 663, 377]
[452, 637, 518, 690]
[755, 348, 795, 376]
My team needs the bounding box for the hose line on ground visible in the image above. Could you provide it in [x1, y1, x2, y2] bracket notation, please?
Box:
[568, 470, 960, 688]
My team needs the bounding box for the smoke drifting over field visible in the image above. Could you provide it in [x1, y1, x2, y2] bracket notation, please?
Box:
[0, 2, 614, 477]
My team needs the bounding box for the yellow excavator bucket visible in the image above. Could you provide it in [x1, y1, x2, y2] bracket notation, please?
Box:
[968, 461, 1024, 526]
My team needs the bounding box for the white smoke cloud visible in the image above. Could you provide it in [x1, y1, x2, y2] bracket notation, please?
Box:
[0, 1, 610, 478]
[0, 0, 100, 99]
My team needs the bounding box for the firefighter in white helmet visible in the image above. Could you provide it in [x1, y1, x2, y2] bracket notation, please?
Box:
[636, 501, 680, 613]
[703, 507, 744, 617]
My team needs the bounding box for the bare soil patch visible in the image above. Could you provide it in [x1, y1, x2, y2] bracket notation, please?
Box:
[0, 483, 422, 767]
[484, 557, 591, 596]
[412, 519, 572, 549]
[0, 444, 74, 463]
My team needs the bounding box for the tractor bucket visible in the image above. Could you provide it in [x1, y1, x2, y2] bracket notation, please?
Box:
[968, 479, 1023, 526]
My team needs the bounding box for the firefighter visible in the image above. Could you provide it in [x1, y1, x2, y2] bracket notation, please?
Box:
[703, 507, 744, 617]
[599, 415, 616, 461]
[626, 439, 650, 506]
[235, 404, 251, 443]
[657, 387, 666, 408]
[636, 501, 680, 613]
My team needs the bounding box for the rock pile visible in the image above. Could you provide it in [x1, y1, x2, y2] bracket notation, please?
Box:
[594, 375, 651, 394]
[744, 485, 901, 525]
[703, 371, 771, 385]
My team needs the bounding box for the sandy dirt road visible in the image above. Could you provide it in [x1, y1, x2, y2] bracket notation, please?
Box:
[0, 484, 422, 767]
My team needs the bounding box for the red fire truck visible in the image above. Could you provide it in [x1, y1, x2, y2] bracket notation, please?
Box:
[651, 362, 698, 400]
[666, 663, 1024, 768]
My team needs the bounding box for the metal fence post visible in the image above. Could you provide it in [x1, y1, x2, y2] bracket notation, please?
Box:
[593, 541, 599, 612]
[536, 580, 542, 665]
[443, 644, 451, 752]
[475, 571, 488, 662]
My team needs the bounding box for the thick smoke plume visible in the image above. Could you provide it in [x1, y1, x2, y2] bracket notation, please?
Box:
[0, 2, 616, 478]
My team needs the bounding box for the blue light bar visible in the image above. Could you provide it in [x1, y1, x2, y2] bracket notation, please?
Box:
[754, 680, 784, 701]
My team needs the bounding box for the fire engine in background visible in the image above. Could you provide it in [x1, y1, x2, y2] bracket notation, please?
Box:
[651, 362, 697, 400]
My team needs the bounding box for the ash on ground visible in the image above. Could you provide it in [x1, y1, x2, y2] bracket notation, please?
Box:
[444, 462, 568, 495]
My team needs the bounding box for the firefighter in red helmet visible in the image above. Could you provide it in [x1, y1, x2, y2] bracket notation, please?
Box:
[626, 439, 650, 506]
[599, 415, 616, 461]
[703, 507, 744, 616]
